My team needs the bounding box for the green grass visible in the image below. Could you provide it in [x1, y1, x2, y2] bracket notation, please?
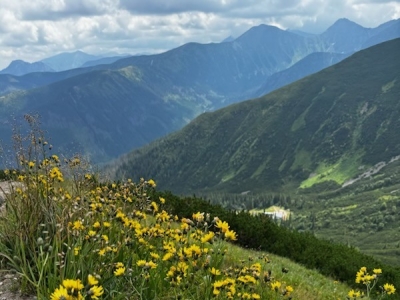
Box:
[223, 245, 351, 300]
[299, 154, 362, 188]
[290, 149, 312, 172]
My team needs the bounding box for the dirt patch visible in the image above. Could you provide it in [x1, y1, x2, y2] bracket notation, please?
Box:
[0, 273, 36, 300]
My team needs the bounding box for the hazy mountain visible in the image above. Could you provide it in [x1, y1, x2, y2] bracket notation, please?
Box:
[110, 39, 400, 195]
[320, 18, 400, 53]
[108, 24, 324, 107]
[287, 29, 316, 37]
[80, 55, 132, 68]
[363, 19, 400, 48]
[254, 51, 351, 97]
[1, 18, 398, 100]
[0, 60, 54, 76]
[40, 51, 100, 71]
[0, 26, 317, 101]
[321, 18, 372, 53]
[1, 20, 399, 164]
[0, 66, 103, 96]
[0, 65, 198, 163]
[0, 24, 325, 163]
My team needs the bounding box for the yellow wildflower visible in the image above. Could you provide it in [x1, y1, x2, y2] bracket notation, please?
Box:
[286, 285, 294, 294]
[93, 221, 101, 229]
[271, 281, 282, 291]
[88, 274, 99, 286]
[114, 266, 125, 276]
[162, 252, 174, 261]
[192, 212, 204, 222]
[201, 231, 215, 243]
[147, 179, 156, 187]
[147, 261, 157, 269]
[373, 268, 382, 275]
[210, 267, 221, 276]
[216, 220, 230, 233]
[72, 220, 85, 231]
[348, 289, 361, 298]
[62, 279, 84, 294]
[74, 247, 81, 256]
[88, 285, 104, 299]
[225, 229, 237, 241]
[137, 260, 146, 267]
[50, 285, 69, 300]
[150, 201, 159, 212]
[150, 252, 160, 260]
[384, 283, 396, 295]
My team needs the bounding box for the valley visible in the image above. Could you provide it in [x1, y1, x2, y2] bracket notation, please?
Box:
[110, 37, 400, 264]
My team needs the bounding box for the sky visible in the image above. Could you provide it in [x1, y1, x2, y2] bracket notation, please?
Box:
[0, 0, 399, 69]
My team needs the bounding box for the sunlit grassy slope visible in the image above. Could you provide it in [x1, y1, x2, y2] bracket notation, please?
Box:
[223, 244, 351, 300]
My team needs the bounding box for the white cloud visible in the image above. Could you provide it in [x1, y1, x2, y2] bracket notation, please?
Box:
[0, 0, 398, 69]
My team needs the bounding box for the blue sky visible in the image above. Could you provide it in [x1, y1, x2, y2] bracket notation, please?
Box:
[0, 0, 399, 69]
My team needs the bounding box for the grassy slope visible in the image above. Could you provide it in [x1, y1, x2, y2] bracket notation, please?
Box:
[224, 244, 351, 300]
[292, 159, 400, 265]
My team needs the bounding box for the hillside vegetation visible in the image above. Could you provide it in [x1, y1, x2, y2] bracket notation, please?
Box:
[112, 38, 400, 194]
[110, 38, 400, 265]
[3, 124, 396, 300]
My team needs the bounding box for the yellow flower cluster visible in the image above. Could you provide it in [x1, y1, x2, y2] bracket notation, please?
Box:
[210, 260, 293, 299]
[384, 283, 396, 295]
[349, 267, 396, 298]
[46, 175, 261, 298]
[355, 266, 378, 284]
[50, 276, 103, 300]
[5, 151, 297, 299]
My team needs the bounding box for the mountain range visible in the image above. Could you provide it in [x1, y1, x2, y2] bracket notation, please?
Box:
[110, 38, 400, 195]
[0, 18, 399, 163]
[0, 51, 132, 76]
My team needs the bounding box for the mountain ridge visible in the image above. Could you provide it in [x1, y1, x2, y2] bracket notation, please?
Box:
[0, 19, 399, 163]
[0, 60, 55, 76]
[110, 38, 400, 195]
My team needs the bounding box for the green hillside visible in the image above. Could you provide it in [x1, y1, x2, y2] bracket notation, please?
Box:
[110, 39, 400, 264]
[112, 38, 400, 194]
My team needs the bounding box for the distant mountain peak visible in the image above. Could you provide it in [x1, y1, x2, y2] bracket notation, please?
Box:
[7, 59, 26, 66]
[235, 23, 287, 44]
[0, 59, 54, 76]
[40, 51, 100, 71]
[324, 18, 365, 33]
